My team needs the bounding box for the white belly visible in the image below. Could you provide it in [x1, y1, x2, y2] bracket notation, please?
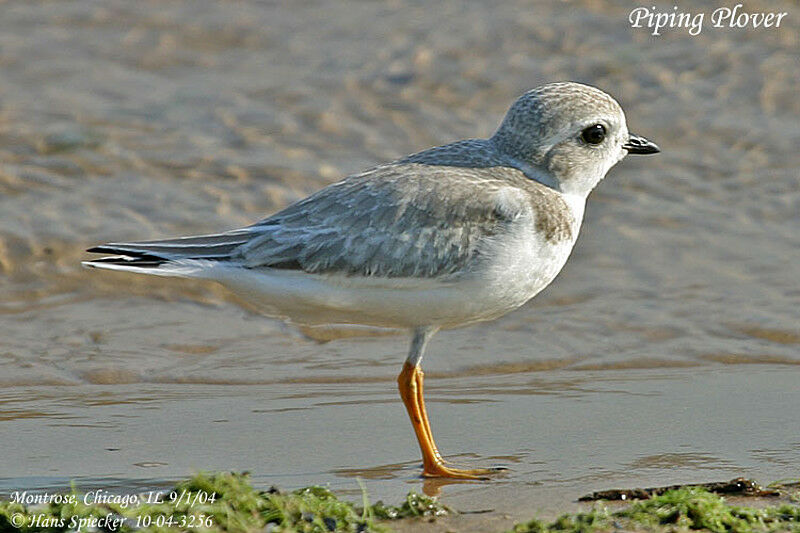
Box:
[209, 221, 578, 330]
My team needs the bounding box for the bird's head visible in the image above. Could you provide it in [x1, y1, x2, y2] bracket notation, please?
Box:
[491, 82, 659, 197]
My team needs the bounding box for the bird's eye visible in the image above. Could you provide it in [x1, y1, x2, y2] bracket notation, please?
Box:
[580, 124, 606, 145]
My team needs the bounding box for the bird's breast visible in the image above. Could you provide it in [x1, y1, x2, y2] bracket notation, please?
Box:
[473, 203, 582, 313]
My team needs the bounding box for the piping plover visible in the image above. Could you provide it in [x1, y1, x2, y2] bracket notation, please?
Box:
[84, 82, 659, 479]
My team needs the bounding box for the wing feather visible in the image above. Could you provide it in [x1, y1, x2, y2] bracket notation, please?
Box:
[86, 163, 537, 279]
[236, 163, 532, 278]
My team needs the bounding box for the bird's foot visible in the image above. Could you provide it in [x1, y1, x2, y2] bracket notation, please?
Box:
[422, 461, 507, 480]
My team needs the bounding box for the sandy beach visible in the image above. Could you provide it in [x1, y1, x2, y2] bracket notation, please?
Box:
[0, 0, 798, 527]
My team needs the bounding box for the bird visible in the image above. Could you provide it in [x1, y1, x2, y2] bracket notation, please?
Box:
[84, 81, 659, 479]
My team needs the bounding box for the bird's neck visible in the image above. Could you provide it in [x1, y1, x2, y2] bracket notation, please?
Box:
[499, 153, 562, 191]
[561, 192, 587, 229]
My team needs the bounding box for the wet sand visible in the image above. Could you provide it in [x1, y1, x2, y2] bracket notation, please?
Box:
[0, 0, 798, 527]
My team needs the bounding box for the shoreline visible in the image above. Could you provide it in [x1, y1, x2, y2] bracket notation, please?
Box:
[2, 472, 798, 532]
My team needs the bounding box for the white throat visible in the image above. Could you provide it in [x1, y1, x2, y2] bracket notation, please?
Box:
[561, 192, 587, 228]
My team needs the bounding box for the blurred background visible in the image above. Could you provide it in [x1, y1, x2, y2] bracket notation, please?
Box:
[0, 0, 797, 517]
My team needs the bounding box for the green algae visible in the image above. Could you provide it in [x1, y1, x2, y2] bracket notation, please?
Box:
[371, 491, 451, 520]
[0, 472, 449, 533]
[4, 473, 800, 533]
[511, 487, 800, 533]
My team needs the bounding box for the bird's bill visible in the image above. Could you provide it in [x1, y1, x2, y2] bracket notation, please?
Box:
[623, 133, 660, 155]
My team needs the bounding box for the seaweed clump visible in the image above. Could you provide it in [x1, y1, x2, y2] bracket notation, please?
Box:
[0, 472, 450, 533]
[511, 487, 800, 532]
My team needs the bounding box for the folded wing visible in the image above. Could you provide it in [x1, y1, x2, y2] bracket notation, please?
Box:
[85, 164, 531, 279]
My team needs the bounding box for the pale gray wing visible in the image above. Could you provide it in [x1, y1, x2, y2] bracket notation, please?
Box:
[86, 163, 534, 277]
[235, 163, 530, 278]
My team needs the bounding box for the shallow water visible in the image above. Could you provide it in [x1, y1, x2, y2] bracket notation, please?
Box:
[1, 0, 798, 516]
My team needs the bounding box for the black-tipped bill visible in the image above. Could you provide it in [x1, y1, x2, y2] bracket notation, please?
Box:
[623, 133, 660, 155]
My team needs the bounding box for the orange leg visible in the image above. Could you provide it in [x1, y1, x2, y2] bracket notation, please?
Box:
[397, 361, 499, 479]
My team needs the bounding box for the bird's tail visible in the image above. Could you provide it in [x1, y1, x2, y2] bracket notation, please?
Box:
[82, 230, 253, 278]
